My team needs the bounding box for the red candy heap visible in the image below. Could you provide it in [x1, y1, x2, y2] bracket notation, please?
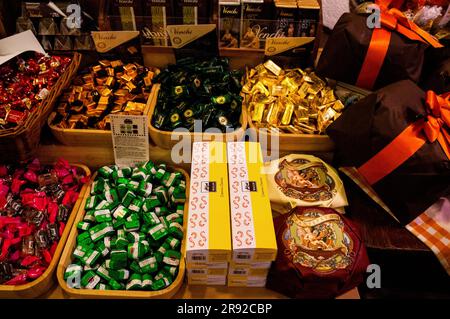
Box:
[0, 158, 87, 285]
[0, 53, 71, 129]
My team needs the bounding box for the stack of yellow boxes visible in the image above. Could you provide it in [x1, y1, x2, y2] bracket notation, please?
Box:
[226, 142, 277, 287]
[185, 142, 232, 285]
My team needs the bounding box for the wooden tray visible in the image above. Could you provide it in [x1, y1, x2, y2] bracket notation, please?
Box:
[247, 103, 335, 152]
[245, 81, 372, 152]
[47, 81, 158, 146]
[0, 163, 91, 298]
[56, 166, 190, 299]
[148, 84, 248, 150]
[0, 52, 81, 163]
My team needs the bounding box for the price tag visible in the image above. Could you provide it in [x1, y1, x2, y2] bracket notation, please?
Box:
[110, 115, 149, 167]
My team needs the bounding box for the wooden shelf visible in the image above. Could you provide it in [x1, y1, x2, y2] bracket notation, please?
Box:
[40, 283, 360, 299]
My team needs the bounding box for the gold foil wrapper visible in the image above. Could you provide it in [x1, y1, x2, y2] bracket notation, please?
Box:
[243, 62, 345, 135]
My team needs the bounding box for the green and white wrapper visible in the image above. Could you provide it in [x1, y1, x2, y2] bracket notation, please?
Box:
[81, 270, 101, 289]
[108, 278, 123, 290]
[128, 198, 143, 214]
[163, 250, 181, 267]
[127, 180, 140, 192]
[112, 205, 129, 220]
[105, 189, 119, 204]
[89, 222, 115, 242]
[127, 242, 146, 260]
[138, 180, 153, 197]
[126, 274, 142, 290]
[77, 221, 91, 231]
[94, 209, 112, 223]
[84, 210, 96, 223]
[145, 161, 157, 175]
[124, 214, 140, 232]
[84, 196, 98, 210]
[143, 211, 160, 226]
[148, 223, 168, 241]
[122, 191, 136, 207]
[138, 256, 158, 273]
[154, 206, 169, 216]
[165, 236, 181, 250]
[131, 170, 147, 181]
[168, 222, 183, 239]
[99, 166, 114, 178]
[95, 200, 110, 210]
[142, 196, 161, 213]
[96, 242, 110, 257]
[110, 268, 130, 281]
[96, 265, 112, 281]
[165, 213, 180, 222]
[82, 249, 101, 267]
[126, 231, 145, 243]
[142, 274, 153, 290]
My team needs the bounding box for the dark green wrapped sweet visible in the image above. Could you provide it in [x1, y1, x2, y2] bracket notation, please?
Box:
[152, 58, 243, 133]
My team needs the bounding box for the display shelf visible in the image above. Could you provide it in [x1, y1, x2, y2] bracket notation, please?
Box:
[40, 283, 360, 299]
[142, 45, 265, 69]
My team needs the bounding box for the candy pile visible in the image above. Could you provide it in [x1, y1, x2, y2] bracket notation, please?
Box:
[0, 52, 71, 130]
[242, 60, 345, 135]
[65, 162, 186, 291]
[52, 59, 158, 130]
[0, 159, 87, 285]
[152, 57, 243, 133]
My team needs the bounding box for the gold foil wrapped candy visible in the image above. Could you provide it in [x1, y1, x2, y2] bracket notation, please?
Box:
[243, 60, 344, 134]
[52, 59, 159, 130]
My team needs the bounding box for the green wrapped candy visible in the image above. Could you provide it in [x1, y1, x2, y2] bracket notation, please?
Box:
[81, 271, 101, 289]
[138, 256, 158, 274]
[94, 209, 112, 223]
[77, 221, 91, 231]
[163, 250, 181, 267]
[126, 273, 142, 290]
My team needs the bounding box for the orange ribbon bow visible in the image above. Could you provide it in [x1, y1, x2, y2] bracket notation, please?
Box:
[358, 91, 450, 186]
[356, 0, 443, 90]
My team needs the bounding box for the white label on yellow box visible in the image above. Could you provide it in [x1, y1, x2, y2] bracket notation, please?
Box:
[187, 262, 228, 269]
[186, 142, 231, 263]
[188, 268, 228, 276]
[227, 142, 277, 262]
[188, 274, 227, 286]
[228, 267, 269, 277]
[230, 261, 272, 269]
[227, 276, 267, 287]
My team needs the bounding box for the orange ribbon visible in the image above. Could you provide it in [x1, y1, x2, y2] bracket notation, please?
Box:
[358, 91, 450, 185]
[355, 1, 443, 90]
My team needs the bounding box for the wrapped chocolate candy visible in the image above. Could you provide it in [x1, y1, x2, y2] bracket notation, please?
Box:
[152, 57, 243, 133]
[64, 162, 186, 291]
[0, 52, 71, 130]
[0, 159, 87, 285]
[52, 59, 159, 130]
[242, 60, 346, 135]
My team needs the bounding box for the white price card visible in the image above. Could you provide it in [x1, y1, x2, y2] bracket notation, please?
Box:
[110, 115, 149, 167]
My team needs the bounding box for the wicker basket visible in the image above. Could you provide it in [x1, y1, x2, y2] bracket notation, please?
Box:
[0, 52, 81, 163]
[0, 163, 91, 298]
[57, 166, 189, 299]
[149, 84, 248, 150]
[48, 85, 157, 146]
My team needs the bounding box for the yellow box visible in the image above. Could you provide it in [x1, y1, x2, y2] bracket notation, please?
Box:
[230, 261, 272, 269]
[186, 142, 231, 263]
[188, 275, 227, 286]
[227, 276, 267, 287]
[186, 261, 228, 269]
[227, 142, 277, 262]
[188, 268, 228, 276]
[228, 267, 269, 277]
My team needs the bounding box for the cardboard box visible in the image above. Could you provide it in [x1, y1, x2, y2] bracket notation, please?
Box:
[228, 267, 269, 277]
[230, 261, 272, 268]
[188, 275, 227, 286]
[274, 0, 298, 37]
[227, 142, 277, 263]
[142, 0, 172, 46]
[188, 267, 229, 276]
[219, 0, 241, 48]
[174, 0, 210, 25]
[227, 276, 267, 287]
[296, 0, 320, 37]
[185, 142, 232, 264]
[240, 0, 278, 49]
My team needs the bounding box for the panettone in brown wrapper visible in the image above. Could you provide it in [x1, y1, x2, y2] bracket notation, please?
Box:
[327, 80, 450, 224]
[266, 207, 369, 299]
[316, 12, 429, 90]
